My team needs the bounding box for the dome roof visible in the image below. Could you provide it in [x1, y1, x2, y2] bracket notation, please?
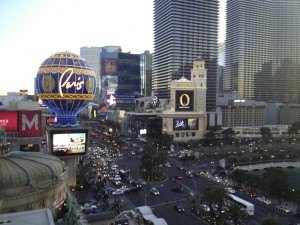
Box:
[0, 151, 66, 190]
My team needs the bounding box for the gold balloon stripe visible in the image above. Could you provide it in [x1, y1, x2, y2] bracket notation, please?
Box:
[37, 67, 95, 76]
[38, 93, 94, 100]
[49, 52, 84, 60]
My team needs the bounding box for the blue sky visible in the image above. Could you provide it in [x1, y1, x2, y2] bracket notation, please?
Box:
[0, 0, 226, 95]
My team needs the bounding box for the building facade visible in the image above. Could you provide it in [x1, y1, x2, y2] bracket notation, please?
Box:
[160, 59, 207, 142]
[100, 52, 143, 109]
[152, 0, 218, 111]
[80, 46, 122, 103]
[224, 0, 300, 103]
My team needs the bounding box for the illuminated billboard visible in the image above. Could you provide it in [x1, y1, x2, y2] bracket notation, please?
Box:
[102, 59, 118, 76]
[46, 116, 57, 126]
[175, 90, 194, 112]
[0, 111, 18, 132]
[173, 118, 198, 131]
[48, 129, 88, 157]
[18, 111, 42, 137]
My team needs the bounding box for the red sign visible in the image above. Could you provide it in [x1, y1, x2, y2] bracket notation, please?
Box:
[46, 116, 57, 125]
[18, 111, 41, 137]
[0, 111, 18, 132]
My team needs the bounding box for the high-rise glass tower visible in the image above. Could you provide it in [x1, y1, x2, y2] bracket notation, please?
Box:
[152, 0, 219, 111]
[80, 46, 122, 103]
[224, 0, 300, 103]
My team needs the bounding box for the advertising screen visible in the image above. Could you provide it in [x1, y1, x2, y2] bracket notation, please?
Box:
[0, 111, 18, 132]
[49, 129, 88, 157]
[102, 59, 118, 76]
[175, 90, 194, 112]
[173, 118, 198, 131]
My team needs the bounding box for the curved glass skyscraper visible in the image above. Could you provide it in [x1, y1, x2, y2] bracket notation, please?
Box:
[152, 0, 219, 111]
[224, 0, 300, 103]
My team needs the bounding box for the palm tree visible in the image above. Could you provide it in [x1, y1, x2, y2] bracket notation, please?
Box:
[212, 186, 229, 224]
[226, 202, 248, 225]
[202, 186, 228, 224]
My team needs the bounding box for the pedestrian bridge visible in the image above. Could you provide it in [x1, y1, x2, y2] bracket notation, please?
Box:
[234, 161, 300, 171]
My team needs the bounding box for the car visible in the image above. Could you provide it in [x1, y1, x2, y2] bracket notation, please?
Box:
[105, 187, 115, 194]
[112, 189, 124, 196]
[172, 186, 184, 193]
[177, 165, 185, 170]
[83, 208, 100, 214]
[225, 187, 235, 194]
[114, 175, 121, 181]
[185, 171, 194, 178]
[164, 162, 172, 167]
[212, 176, 221, 183]
[200, 204, 210, 212]
[275, 205, 291, 213]
[137, 179, 147, 185]
[150, 187, 160, 195]
[256, 196, 272, 205]
[174, 175, 183, 180]
[125, 186, 141, 193]
[174, 205, 185, 212]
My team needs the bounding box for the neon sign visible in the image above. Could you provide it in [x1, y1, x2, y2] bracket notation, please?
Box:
[59, 68, 84, 97]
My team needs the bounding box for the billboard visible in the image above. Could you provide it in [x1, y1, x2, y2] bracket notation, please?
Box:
[173, 118, 198, 131]
[102, 59, 118, 76]
[0, 111, 18, 132]
[18, 111, 42, 137]
[46, 116, 57, 126]
[175, 90, 194, 112]
[48, 129, 88, 157]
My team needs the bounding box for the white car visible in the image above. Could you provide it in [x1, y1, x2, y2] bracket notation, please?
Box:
[200, 204, 210, 212]
[112, 189, 124, 195]
[150, 187, 160, 196]
[256, 196, 272, 205]
[225, 187, 236, 194]
[114, 175, 121, 181]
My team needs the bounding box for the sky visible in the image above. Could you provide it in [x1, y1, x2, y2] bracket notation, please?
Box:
[0, 0, 226, 95]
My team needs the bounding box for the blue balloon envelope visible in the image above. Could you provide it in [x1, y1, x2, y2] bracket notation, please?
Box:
[36, 52, 96, 127]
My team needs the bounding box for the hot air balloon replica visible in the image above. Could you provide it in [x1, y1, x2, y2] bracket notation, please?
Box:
[36, 52, 96, 127]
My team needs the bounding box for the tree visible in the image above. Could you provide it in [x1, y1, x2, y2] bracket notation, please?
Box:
[261, 214, 281, 225]
[202, 186, 228, 224]
[289, 189, 300, 212]
[261, 167, 289, 202]
[260, 127, 272, 143]
[222, 128, 236, 143]
[230, 169, 246, 186]
[212, 186, 228, 224]
[226, 201, 248, 225]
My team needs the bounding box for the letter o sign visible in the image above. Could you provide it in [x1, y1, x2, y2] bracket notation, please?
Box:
[179, 94, 190, 107]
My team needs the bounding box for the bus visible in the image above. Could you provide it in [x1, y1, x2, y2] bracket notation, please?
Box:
[228, 194, 254, 216]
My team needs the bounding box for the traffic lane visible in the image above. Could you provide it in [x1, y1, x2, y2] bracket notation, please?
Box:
[153, 204, 208, 225]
